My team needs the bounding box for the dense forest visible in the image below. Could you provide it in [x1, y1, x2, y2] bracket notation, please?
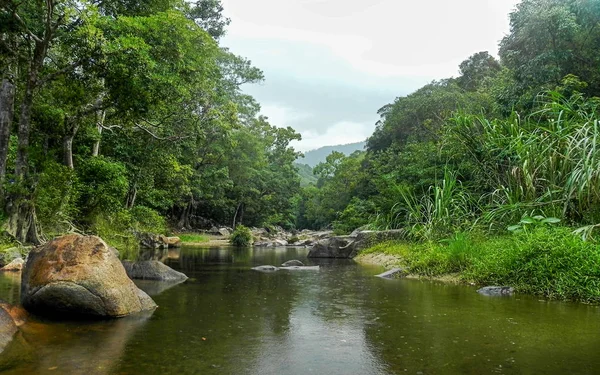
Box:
[0, 0, 302, 248]
[297, 0, 600, 242]
[1, 0, 600, 255]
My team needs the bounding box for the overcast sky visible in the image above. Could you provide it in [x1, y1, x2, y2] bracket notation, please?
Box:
[220, 0, 521, 152]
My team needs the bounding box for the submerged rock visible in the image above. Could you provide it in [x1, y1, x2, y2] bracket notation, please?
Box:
[281, 260, 304, 267]
[122, 260, 188, 282]
[252, 265, 319, 272]
[477, 286, 514, 296]
[279, 266, 319, 271]
[251, 265, 279, 272]
[21, 234, 157, 318]
[0, 258, 24, 272]
[375, 268, 406, 279]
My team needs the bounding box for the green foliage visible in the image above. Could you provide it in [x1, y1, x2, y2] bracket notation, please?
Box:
[230, 225, 252, 247]
[177, 233, 209, 243]
[363, 227, 600, 303]
[34, 160, 79, 234]
[130, 206, 167, 234]
[77, 157, 129, 218]
[466, 227, 600, 303]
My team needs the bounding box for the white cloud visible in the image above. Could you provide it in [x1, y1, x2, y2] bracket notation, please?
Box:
[292, 121, 372, 152]
[259, 103, 313, 128]
[221, 0, 522, 149]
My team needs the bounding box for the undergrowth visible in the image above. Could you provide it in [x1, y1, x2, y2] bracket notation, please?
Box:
[362, 226, 600, 303]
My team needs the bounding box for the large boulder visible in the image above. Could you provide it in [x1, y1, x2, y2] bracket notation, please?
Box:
[122, 260, 188, 282]
[21, 234, 157, 318]
[307, 230, 407, 259]
[307, 236, 355, 258]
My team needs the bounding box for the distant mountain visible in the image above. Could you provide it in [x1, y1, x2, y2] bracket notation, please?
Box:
[297, 141, 366, 167]
[294, 163, 318, 187]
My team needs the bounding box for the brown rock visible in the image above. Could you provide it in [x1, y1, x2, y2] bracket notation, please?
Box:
[0, 305, 17, 354]
[159, 236, 182, 248]
[21, 234, 157, 318]
[0, 258, 24, 272]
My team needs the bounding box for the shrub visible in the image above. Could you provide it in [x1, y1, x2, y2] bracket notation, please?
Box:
[34, 160, 79, 234]
[230, 225, 253, 247]
[130, 206, 166, 234]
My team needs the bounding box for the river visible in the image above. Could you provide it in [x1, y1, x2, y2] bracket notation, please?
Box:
[0, 245, 599, 374]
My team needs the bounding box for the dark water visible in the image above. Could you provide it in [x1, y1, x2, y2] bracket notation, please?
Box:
[1, 246, 600, 375]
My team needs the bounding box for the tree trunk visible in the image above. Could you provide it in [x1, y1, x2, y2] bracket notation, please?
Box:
[232, 202, 242, 229]
[92, 110, 105, 157]
[63, 135, 74, 169]
[15, 42, 46, 179]
[126, 185, 137, 209]
[0, 78, 15, 192]
[6, 199, 45, 245]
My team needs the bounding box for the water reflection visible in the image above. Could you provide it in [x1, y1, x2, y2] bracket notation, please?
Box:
[1, 246, 600, 374]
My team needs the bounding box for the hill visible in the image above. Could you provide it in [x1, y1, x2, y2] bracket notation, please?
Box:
[295, 163, 318, 186]
[297, 141, 366, 167]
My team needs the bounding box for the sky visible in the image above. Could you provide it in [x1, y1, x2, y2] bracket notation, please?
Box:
[220, 0, 522, 152]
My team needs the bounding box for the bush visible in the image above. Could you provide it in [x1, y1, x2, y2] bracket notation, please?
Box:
[465, 227, 600, 302]
[230, 225, 253, 247]
[77, 157, 129, 219]
[34, 160, 79, 234]
[363, 226, 600, 303]
[130, 206, 166, 234]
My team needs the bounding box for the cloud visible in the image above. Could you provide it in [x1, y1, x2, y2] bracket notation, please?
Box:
[259, 104, 314, 128]
[221, 0, 522, 150]
[291, 121, 372, 152]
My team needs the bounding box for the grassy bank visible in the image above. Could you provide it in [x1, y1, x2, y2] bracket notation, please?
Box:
[359, 227, 600, 303]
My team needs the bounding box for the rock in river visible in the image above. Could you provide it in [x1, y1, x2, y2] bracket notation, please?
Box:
[21, 234, 157, 318]
[281, 260, 304, 267]
[122, 260, 188, 282]
[1, 258, 24, 272]
[477, 286, 514, 296]
[375, 268, 406, 279]
[251, 265, 279, 272]
[252, 265, 319, 272]
[0, 303, 17, 354]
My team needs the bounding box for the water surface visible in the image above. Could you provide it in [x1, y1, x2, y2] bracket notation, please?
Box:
[0, 246, 599, 374]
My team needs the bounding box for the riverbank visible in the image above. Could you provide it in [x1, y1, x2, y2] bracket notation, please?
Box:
[355, 226, 600, 303]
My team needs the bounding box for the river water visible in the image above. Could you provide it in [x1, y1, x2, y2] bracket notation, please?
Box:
[0, 246, 599, 374]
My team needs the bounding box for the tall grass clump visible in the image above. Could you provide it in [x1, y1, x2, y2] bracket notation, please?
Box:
[464, 227, 600, 303]
[370, 169, 477, 241]
[448, 88, 600, 230]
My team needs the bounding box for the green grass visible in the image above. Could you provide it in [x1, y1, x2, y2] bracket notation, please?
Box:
[178, 233, 210, 243]
[362, 226, 600, 303]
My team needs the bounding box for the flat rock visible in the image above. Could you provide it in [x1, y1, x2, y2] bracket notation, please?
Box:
[279, 266, 319, 271]
[375, 268, 407, 279]
[122, 260, 188, 282]
[281, 260, 304, 267]
[251, 265, 279, 272]
[477, 286, 514, 296]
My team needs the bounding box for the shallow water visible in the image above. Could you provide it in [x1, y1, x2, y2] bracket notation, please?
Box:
[1, 246, 600, 374]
